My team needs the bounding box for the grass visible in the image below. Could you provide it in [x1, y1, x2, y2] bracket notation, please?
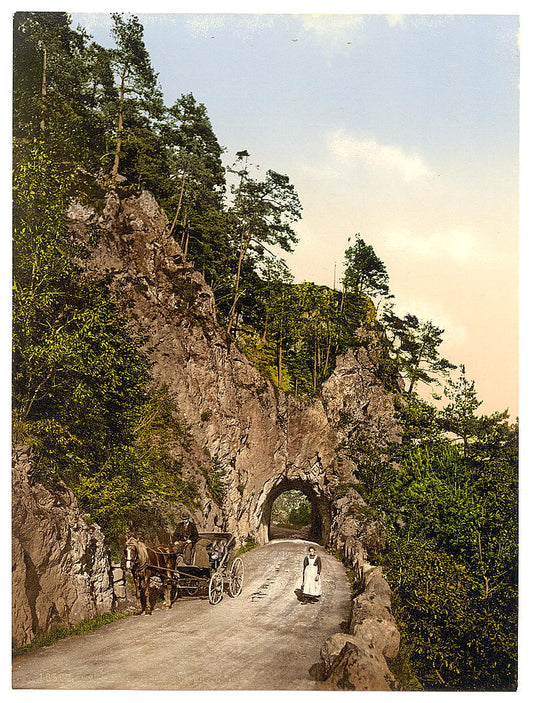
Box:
[12, 610, 130, 657]
[236, 535, 258, 556]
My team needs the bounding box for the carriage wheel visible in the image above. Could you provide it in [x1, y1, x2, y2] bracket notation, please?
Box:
[208, 572, 224, 605]
[185, 580, 200, 596]
[228, 557, 244, 598]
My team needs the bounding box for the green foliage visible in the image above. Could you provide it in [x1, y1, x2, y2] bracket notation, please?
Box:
[109, 13, 163, 180]
[271, 490, 311, 528]
[204, 455, 227, 506]
[238, 278, 387, 397]
[333, 482, 360, 499]
[236, 535, 258, 555]
[13, 12, 116, 167]
[342, 233, 392, 300]
[343, 383, 518, 691]
[226, 152, 302, 335]
[381, 308, 456, 395]
[289, 501, 312, 527]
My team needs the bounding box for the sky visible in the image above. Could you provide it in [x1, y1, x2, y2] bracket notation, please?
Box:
[66, 8, 521, 418]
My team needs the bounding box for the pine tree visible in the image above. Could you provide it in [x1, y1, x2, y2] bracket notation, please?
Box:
[109, 13, 161, 182]
[226, 154, 302, 335]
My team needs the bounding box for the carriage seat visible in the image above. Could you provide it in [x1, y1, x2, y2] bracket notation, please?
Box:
[206, 539, 228, 570]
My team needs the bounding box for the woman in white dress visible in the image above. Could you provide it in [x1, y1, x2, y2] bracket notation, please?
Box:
[302, 546, 322, 603]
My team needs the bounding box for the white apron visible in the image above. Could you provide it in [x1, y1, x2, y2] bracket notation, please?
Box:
[302, 555, 322, 597]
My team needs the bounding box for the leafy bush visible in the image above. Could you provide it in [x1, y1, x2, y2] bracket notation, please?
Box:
[344, 391, 518, 691]
[204, 455, 227, 506]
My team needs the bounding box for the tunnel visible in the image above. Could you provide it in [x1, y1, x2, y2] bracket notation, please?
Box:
[259, 477, 331, 546]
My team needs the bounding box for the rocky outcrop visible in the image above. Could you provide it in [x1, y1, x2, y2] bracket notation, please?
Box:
[65, 183, 403, 688]
[12, 446, 115, 649]
[13, 179, 402, 688]
[67, 185, 402, 547]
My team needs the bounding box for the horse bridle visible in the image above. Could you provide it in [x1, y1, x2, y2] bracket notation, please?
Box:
[125, 538, 146, 572]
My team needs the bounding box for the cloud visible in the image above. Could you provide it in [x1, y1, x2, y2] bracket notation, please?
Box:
[295, 14, 367, 51]
[384, 228, 479, 265]
[299, 14, 366, 37]
[327, 129, 431, 182]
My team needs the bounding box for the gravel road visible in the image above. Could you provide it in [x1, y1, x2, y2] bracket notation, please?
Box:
[12, 539, 351, 690]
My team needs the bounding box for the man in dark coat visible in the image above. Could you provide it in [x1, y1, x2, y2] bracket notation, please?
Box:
[172, 518, 199, 564]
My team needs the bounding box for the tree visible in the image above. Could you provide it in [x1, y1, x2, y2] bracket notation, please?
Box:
[343, 383, 518, 691]
[13, 12, 75, 138]
[382, 308, 456, 394]
[13, 142, 149, 459]
[161, 93, 231, 293]
[13, 12, 116, 167]
[342, 233, 392, 302]
[109, 13, 160, 181]
[440, 365, 483, 459]
[226, 153, 302, 335]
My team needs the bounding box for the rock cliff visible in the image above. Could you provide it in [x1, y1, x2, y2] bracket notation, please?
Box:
[12, 446, 115, 649]
[67, 184, 401, 546]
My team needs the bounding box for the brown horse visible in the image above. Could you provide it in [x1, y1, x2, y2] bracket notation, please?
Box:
[124, 537, 178, 615]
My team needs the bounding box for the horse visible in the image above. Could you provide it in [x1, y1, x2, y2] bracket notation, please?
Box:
[123, 537, 178, 615]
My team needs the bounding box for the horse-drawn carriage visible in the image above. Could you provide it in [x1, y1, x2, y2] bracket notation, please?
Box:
[124, 531, 244, 615]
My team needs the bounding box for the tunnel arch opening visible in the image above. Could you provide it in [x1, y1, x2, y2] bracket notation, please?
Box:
[260, 477, 331, 546]
[270, 490, 312, 540]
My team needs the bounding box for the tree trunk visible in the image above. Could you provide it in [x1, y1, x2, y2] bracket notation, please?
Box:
[313, 346, 317, 393]
[40, 46, 47, 132]
[227, 230, 252, 335]
[111, 67, 127, 180]
[262, 309, 269, 342]
[168, 175, 187, 238]
[182, 211, 189, 259]
[407, 338, 427, 395]
[323, 334, 332, 376]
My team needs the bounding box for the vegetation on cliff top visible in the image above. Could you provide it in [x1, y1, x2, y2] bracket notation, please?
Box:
[12, 11, 517, 691]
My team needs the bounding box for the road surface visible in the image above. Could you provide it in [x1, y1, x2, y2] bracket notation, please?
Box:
[12, 539, 351, 690]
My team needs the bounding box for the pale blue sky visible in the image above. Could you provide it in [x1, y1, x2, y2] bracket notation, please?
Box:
[71, 11, 520, 417]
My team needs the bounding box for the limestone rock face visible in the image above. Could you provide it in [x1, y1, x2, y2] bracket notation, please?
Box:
[12, 446, 115, 649]
[63, 183, 403, 688]
[68, 187, 402, 547]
